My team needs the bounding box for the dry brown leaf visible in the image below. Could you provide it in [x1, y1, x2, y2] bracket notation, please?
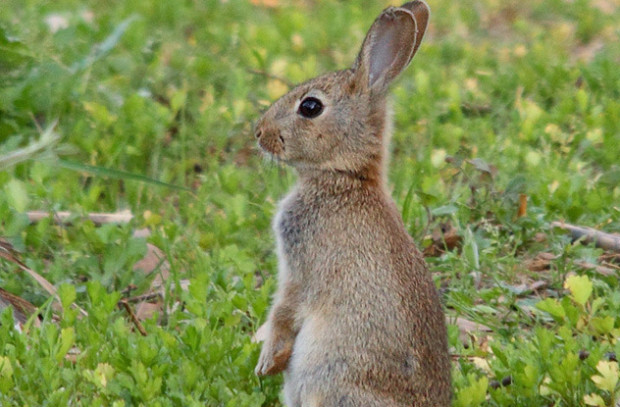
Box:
[534, 232, 547, 243]
[471, 356, 493, 373]
[131, 241, 171, 321]
[133, 243, 169, 288]
[453, 316, 492, 334]
[423, 222, 462, 257]
[0, 287, 39, 329]
[525, 252, 557, 272]
[529, 280, 549, 292]
[450, 316, 493, 346]
[1, 238, 87, 317]
[134, 302, 162, 321]
[506, 279, 549, 296]
[0, 238, 21, 263]
[64, 347, 82, 363]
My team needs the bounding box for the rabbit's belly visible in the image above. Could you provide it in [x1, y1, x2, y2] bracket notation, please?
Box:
[284, 313, 417, 406]
[287, 314, 330, 375]
[284, 314, 345, 406]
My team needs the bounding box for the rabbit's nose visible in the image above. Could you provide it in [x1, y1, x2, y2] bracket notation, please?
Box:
[255, 129, 263, 139]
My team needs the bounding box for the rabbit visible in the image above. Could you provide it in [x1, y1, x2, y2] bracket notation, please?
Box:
[253, 1, 451, 406]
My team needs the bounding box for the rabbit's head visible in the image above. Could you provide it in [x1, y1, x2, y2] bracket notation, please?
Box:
[255, 1, 429, 181]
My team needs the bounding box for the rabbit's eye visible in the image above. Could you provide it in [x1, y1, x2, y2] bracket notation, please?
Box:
[298, 97, 323, 119]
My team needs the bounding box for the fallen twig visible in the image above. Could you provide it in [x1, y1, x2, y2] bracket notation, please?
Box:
[551, 221, 620, 252]
[124, 291, 164, 304]
[600, 252, 620, 265]
[575, 260, 617, 277]
[119, 300, 148, 336]
[27, 210, 134, 225]
[246, 68, 293, 87]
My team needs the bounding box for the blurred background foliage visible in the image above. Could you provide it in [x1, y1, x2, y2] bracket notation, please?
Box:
[1, 0, 620, 405]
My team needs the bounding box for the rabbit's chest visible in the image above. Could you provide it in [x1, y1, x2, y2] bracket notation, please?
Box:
[273, 193, 330, 266]
[274, 205, 318, 253]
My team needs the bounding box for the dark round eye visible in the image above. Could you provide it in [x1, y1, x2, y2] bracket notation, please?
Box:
[298, 97, 324, 119]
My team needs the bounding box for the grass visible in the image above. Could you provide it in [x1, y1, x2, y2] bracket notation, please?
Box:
[1, 0, 620, 405]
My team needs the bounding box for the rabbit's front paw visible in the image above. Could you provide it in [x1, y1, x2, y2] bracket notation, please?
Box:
[255, 335, 293, 376]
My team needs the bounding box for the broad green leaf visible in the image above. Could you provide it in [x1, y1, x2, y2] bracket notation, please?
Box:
[0, 356, 13, 378]
[591, 316, 615, 335]
[490, 344, 509, 367]
[536, 298, 566, 319]
[523, 364, 539, 388]
[454, 374, 488, 407]
[415, 189, 439, 206]
[5, 179, 29, 212]
[83, 363, 115, 390]
[591, 361, 619, 393]
[583, 393, 605, 406]
[564, 275, 593, 306]
[58, 283, 76, 311]
[56, 327, 75, 363]
[94, 363, 115, 388]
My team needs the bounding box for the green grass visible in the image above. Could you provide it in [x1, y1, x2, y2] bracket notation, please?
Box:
[1, 0, 620, 405]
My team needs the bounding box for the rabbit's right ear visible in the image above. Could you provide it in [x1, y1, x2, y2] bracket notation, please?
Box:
[352, 1, 430, 93]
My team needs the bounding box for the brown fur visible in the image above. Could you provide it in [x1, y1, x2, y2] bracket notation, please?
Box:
[254, 2, 451, 406]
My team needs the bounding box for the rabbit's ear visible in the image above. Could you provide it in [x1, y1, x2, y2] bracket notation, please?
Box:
[398, 1, 430, 64]
[353, 0, 430, 92]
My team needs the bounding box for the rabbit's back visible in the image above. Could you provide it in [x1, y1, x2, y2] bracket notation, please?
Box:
[275, 179, 451, 406]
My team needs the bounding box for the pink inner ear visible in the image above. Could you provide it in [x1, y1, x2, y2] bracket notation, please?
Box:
[367, 13, 416, 89]
[369, 20, 398, 85]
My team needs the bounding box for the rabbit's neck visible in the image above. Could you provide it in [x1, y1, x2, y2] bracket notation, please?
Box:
[297, 167, 386, 197]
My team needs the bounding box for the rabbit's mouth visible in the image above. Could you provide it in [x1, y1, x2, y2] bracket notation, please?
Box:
[256, 127, 287, 159]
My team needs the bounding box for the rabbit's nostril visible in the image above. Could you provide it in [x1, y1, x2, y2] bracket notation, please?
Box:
[255, 130, 262, 139]
[279, 135, 284, 144]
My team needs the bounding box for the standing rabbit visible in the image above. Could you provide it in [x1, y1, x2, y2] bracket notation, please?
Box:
[254, 1, 451, 406]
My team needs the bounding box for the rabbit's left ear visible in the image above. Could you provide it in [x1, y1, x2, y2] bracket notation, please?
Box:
[353, 0, 430, 93]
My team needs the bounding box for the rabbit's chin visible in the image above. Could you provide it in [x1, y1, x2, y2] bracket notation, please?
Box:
[259, 144, 353, 172]
[258, 146, 303, 167]
[259, 152, 320, 172]
[259, 149, 292, 166]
